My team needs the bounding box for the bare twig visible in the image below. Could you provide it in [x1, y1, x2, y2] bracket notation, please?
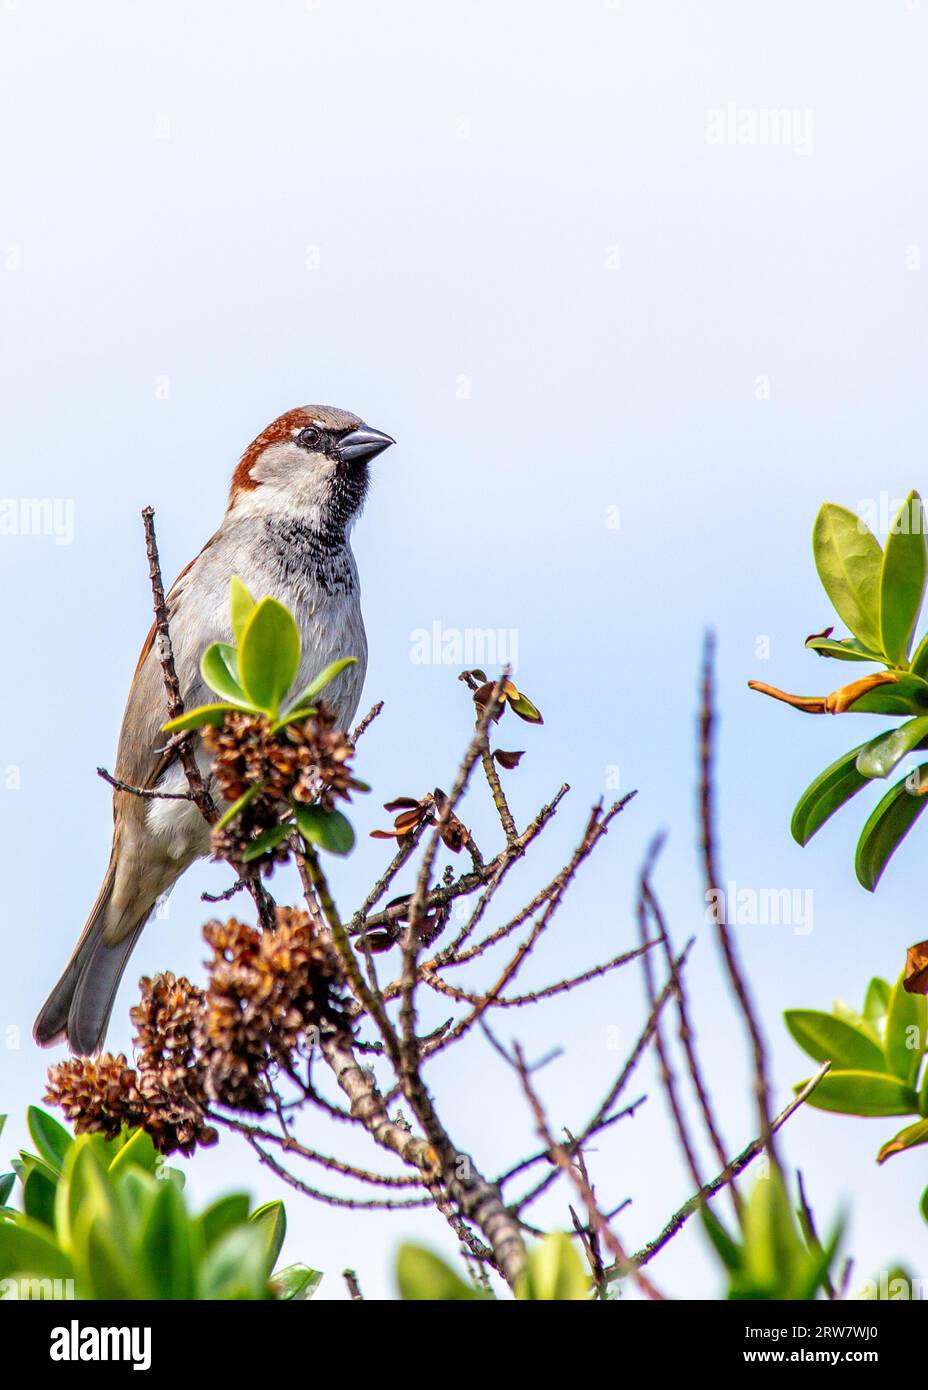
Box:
[141, 506, 217, 823]
[700, 632, 778, 1168]
[622, 1062, 831, 1276]
[351, 701, 384, 744]
[637, 863, 704, 1194]
[640, 843, 741, 1217]
[512, 1042, 665, 1300]
[141, 505, 277, 932]
[96, 766, 197, 801]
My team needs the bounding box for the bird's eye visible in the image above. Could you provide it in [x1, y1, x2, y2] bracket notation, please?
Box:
[297, 425, 323, 450]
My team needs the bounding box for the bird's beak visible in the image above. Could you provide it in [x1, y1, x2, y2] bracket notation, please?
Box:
[338, 425, 395, 463]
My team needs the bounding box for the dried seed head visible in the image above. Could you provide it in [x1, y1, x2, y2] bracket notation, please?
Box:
[204, 705, 365, 862]
[45, 1055, 144, 1143]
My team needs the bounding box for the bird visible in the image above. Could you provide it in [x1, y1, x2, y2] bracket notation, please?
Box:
[34, 404, 394, 1056]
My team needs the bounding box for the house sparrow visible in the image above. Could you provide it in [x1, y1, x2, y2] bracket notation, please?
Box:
[35, 404, 393, 1055]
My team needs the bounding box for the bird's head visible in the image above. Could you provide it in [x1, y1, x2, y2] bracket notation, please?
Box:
[228, 405, 394, 532]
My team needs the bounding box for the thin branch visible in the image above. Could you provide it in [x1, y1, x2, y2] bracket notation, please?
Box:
[96, 766, 197, 801]
[584, 941, 694, 1140]
[700, 631, 779, 1168]
[141, 505, 277, 932]
[622, 1062, 831, 1276]
[641, 844, 740, 1217]
[637, 861, 704, 1193]
[497, 1095, 647, 1191]
[398, 673, 508, 1072]
[513, 1041, 665, 1300]
[351, 701, 384, 744]
[427, 797, 637, 1054]
[211, 1113, 424, 1187]
[422, 940, 655, 1009]
[245, 1137, 431, 1210]
[141, 506, 217, 823]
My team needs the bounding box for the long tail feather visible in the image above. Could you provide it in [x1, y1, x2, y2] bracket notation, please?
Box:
[33, 857, 147, 1054]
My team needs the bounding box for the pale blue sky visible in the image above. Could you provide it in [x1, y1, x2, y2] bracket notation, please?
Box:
[2, 0, 927, 1299]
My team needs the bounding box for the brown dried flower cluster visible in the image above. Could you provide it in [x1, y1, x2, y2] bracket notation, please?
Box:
[45, 1053, 145, 1144]
[198, 908, 350, 1111]
[45, 909, 348, 1154]
[131, 972, 216, 1153]
[203, 705, 363, 861]
[46, 973, 217, 1156]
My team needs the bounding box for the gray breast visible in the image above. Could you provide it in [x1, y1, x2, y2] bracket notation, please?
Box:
[172, 519, 368, 735]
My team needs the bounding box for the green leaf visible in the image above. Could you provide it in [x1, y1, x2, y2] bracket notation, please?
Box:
[699, 1204, 742, 1276]
[107, 1128, 158, 1178]
[880, 491, 928, 666]
[832, 999, 880, 1045]
[195, 1193, 251, 1253]
[741, 1170, 807, 1296]
[855, 766, 928, 890]
[911, 631, 928, 677]
[200, 1225, 272, 1300]
[238, 596, 301, 716]
[783, 1010, 886, 1073]
[856, 716, 928, 779]
[139, 1178, 195, 1300]
[508, 691, 544, 723]
[22, 1166, 56, 1228]
[270, 707, 317, 734]
[200, 642, 247, 705]
[162, 703, 237, 734]
[55, 1139, 113, 1254]
[918, 1057, 928, 1118]
[921, 1185, 928, 1225]
[0, 1174, 14, 1208]
[877, 1118, 928, 1164]
[844, 673, 928, 715]
[790, 742, 871, 846]
[18, 1151, 60, 1187]
[516, 1232, 590, 1301]
[0, 1216, 74, 1283]
[293, 803, 355, 856]
[282, 657, 358, 718]
[804, 635, 885, 662]
[884, 972, 927, 1085]
[864, 977, 892, 1030]
[813, 502, 885, 654]
[241, 821, 291, 863]
[26, 1108, 72, 1172]
[395, 1244, 483, 1301]
[77, 1210, 139, 1300]
[216, 780, 265, 831]
[229, 575, 255, 646]
[799, 1069, 918, 1117]
[249, 1200, 286, 1276]
[790, 1216, 845, 1302]
[270, 1263, 323, 1300]
[114, 1168, 159, 1244]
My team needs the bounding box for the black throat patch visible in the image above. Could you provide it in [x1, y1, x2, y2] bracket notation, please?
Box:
[259, 460, 368, 596]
